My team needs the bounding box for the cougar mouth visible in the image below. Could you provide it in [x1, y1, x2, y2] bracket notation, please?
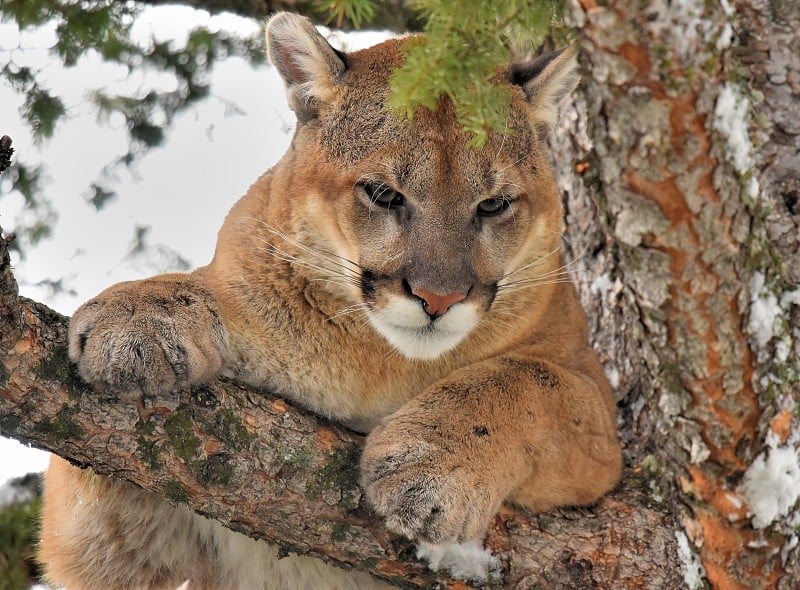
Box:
[365, 294, 479, 360]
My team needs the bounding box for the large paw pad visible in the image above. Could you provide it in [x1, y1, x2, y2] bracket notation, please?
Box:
[361, 431, 497, 543]
[68, 281, 227, 395]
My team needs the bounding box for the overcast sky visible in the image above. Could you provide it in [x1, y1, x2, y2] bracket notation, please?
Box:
[0, 5, 391, 486]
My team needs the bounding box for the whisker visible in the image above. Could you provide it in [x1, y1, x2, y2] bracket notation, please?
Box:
[327, 303, 371, 321]
[490, 309, 526, 321]
[309, 277, 361, 289]
[496, 278, 575, 296]
[500, 270, 575, 288]
[496, 151, 531, 175]
[382, 344, 403, 362]
[500, 245, 562, 281]
[255, 242, 352, 282]
[270, 231, 361, 277]
[499, 275, 576, 288]
[252, 235, 359, 283]
[247, 217, 363, 276]
[491, 301, 528, 312]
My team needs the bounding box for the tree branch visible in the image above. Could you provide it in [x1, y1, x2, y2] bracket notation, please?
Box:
[0, 226, 682, 587]
[0, 136, 13, 176]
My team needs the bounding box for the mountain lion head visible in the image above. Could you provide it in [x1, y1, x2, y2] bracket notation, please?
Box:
[265, 14, 579, 360]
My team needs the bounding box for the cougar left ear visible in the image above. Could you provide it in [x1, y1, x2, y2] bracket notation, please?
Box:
[509, 45, 579, 127]
[266, 12, 348, 123]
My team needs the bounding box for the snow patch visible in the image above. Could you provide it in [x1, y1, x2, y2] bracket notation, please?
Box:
[748, 271, 782, 348]
[590, 272, 613, 296]
[781, 287, 800, 308]
[605, 365, 621, 390]
[675, 530, 706, 590]
[719, 0, 735, 16]
[713, 83, 755, 177]
[775, 338, 791, 363]
[740, 434, 800, 529]
[416, 540, 498, 583]
[716, 22, 733, 50]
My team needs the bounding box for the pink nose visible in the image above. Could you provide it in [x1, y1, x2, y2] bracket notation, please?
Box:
[411, 289, 467, 318]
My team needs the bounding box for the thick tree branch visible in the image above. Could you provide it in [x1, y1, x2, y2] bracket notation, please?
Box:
[0, 225, 682, 588]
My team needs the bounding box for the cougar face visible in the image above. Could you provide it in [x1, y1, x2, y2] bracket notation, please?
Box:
[268, 24, 569, 360]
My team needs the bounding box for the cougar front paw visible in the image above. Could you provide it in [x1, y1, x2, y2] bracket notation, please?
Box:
[68, 279, 228, 396]
[361, 424, 500, 544]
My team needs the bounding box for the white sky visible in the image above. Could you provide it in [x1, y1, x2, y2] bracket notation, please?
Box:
[0, 5, 392, 486]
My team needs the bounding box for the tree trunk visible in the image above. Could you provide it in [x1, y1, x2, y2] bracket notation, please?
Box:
[554, 0, 800, 588]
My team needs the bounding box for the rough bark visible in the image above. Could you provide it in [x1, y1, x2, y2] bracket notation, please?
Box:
[554, 1, 800, 588]
[0, 232, 683, 588]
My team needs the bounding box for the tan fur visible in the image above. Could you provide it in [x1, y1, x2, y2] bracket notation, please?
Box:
[40, 13, 621, 589]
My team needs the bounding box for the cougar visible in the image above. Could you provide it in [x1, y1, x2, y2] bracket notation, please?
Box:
[39, 12, 621, 590]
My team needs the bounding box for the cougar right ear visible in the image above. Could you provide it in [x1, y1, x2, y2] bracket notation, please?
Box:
[510, 45, 579, 128]
[266, 12, 348, 123]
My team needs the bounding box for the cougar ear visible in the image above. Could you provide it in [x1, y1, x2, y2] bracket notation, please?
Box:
[510, 45, 579, 127]
[266, 12, 347, 123]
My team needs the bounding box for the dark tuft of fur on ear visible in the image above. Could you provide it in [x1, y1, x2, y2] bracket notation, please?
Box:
[510, 45, 579, 127]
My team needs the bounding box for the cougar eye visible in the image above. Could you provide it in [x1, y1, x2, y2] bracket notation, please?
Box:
[477, 196, 511, 217]
[363, 182, 405, 210]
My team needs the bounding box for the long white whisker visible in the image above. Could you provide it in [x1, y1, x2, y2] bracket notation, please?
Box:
[247, 217, 363, 276]
[497, 152, 531, 175]
[500, 245, 562, 281]
[309, 277, 361, 289]
[266, 229, 361, 276]
[327, 303, 371, 321]
[500, 270, 575, 288]
[496, 278, 575, 296]
[490, 308, 526, 321]
[255, 242, 352, 281]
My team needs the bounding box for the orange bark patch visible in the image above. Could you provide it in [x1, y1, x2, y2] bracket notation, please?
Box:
[316, 427, 338, 451]
[270, 399, 288, 413]
[698, 510, 752, 563]
[376, 559, 414, 577]
[204, 438, 225, 455]
[685, 466, 747, 522]
[13, 332, 32, 354]
[624, 172, 693, 228]
[618, 42, 651, 77]
[703, 558, 751, 590]
[769, 408, 793, 444]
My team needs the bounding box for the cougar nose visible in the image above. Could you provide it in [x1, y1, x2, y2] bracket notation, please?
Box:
[411, 289, 467, 319]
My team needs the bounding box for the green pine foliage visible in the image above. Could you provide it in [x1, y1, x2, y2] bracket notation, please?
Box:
[315, 0, 378, 28]
[0, 496, 42, 590]
[389, 0, 567, 146]
[0, 0, 264, 258]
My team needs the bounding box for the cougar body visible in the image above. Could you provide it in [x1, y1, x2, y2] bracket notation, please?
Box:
[40, 13, 621, 590]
